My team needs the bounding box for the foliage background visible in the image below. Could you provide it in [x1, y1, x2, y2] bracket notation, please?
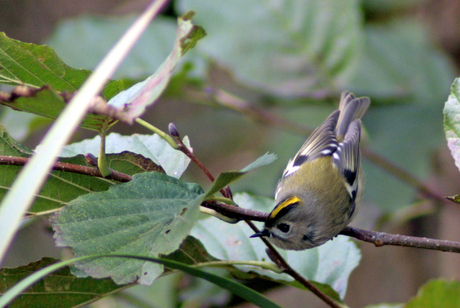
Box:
[1, 0, 460, 307]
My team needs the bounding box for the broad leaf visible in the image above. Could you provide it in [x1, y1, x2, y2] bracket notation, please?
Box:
[0, 125, 160, 213]
[0, 258, 121, 308]
[0, 237, 214, 308]
[0, 251, 282, 308]
[51, 172, 204, 285]
[60, 132, 192, 178]
[0, 32, 124, 100]
[192, 193, 360, 299]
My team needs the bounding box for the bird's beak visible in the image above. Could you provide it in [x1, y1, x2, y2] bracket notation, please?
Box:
[250, 229, 270, 238]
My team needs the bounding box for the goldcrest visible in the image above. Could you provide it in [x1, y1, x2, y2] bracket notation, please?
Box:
[251, 91, 370, 250]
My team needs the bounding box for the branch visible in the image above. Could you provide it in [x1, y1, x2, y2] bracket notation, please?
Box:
[202, 200, 460, 253]
[0, 155, 132, 182]
[168, 122, 233, 199]
[340, 226, 460, 253]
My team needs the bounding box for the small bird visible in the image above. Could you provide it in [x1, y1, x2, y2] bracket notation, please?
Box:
[251, 91, 370, 250]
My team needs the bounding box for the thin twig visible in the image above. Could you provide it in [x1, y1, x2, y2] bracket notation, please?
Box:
[203, 199, 460, 254]
[0, 155, 132, 182]
[340, 226, 460, 253]
[201, 201, 267, 221]
[168, 123, 232, 199]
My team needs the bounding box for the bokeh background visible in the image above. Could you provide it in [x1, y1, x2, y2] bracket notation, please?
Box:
[1, 0, 460, 307]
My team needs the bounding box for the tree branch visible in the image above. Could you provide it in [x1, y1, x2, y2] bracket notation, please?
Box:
[0, 155, 132, 182]
[340, 226, 460, 253]
[202, 200, 460, 253]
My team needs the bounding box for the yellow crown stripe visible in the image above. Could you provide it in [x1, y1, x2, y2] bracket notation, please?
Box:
[269, 196, 301, 219]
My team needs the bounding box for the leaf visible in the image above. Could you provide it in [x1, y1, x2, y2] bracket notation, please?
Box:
[405, 279, 460, 308]
[0, 258, 122, 308]
[107, 13, 206, 123]
[204, 152, 277, 198]
[444, 78, 460, 173]
[0, 32, 125, 100]
[0, 124, 115, 213]
[0, 237, 213, 308]
[0, 125, 161, 213]
[148, 257, 283, 308]
[60, 132, 192, 178]
[191, 193, 361, 299]
[0, 86, 117, 131]
[0, 254, 282, 308]
[50, 172, 205, 285]
[178, 0, 362, 96]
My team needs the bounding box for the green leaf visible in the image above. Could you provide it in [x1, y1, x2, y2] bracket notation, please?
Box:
[204, 152, 277, 198]
[178, 0, 362, 96]
[0, 32, 125, 100]
[152, 257, 282, 308]
[0, 125, 162, 213]
[0, 254, 282, 308]
[405, 279, 460, 308]
[50, 172, 205, 285]
[0, 237, 214, 308]
[60, 132, 192, 178]
[0, 125, 111, 212]
[0, 258, 122, 308]
[107, 13, 206, 123]
[192, 193, 360, 299]
[444, 78, 460, 173]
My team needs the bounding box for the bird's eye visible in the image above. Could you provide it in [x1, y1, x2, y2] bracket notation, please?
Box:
[277, 223, 290, 233]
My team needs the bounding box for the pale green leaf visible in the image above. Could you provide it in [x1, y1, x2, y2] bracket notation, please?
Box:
[51, 172, 204, 285]
[60, 133, 191, 178]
